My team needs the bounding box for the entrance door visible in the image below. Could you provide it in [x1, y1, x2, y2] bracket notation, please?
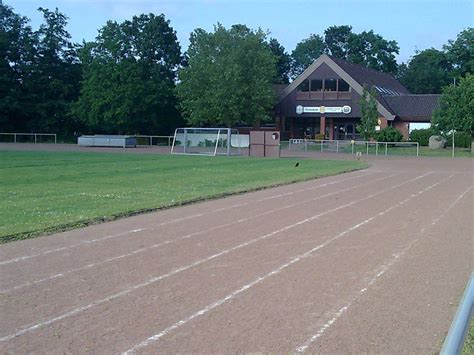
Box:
[334, 123, 355, 140]
[334, 124, 345, 140]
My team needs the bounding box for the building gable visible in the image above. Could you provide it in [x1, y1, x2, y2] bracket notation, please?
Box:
[279, 54, 397, 120]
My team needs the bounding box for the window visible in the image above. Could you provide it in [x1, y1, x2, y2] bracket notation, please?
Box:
[310, 79, 323, 91]
[324, 78, 337, 91]
[338, 79, 350, 91]
[298, 80, 309, 92]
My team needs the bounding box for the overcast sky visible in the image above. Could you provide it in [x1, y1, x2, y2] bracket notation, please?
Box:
[7, 0, 473, 63]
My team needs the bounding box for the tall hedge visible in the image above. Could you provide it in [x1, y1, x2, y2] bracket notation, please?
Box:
[410, 128, 435, 146]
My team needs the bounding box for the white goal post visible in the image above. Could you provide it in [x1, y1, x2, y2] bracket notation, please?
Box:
[170, 128, 248, 156]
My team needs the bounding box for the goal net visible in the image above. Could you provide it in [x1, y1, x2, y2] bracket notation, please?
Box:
[170, 128, 248, 156]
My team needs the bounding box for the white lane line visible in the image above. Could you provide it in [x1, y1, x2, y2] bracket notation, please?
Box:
[0, 172, 371, 266]
[255, 172, 373, 201]
[294, 182, 472, 353]
[294, 241, 416, 354]
[0, 172, 430, 342]
[0, 173, 390, 293]
[0, 214, 202, 266]
[122, 173, 452, 354]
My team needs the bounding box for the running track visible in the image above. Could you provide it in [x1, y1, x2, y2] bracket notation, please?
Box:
[0, 157, 473, 353]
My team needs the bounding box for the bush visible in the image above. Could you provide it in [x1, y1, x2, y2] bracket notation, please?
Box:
[410, 128, 435, 146]
[446, 131, 472, 148]
[376, 127, 404, 142]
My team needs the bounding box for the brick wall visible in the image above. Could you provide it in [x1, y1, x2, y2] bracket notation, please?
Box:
[393, 120, 409, 140]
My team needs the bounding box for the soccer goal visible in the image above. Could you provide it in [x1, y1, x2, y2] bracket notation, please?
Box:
[170, 128, 248, 156]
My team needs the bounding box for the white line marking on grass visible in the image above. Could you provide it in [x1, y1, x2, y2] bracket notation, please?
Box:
[0, 173, 430, 342]
[0, 172, 371, 266]
[122, 173, 452, 354]
[294, 182, 471, 353]
[1, 173, 392, 294]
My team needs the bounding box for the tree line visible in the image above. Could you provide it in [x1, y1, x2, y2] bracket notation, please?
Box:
[1, 3, 472, 137]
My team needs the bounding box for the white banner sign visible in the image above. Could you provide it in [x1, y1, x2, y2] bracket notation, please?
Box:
[296, 105, 351, 115]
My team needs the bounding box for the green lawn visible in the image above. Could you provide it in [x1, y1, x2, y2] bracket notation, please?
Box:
[463, 320, 474, 355]
[0, 150, 366, 242]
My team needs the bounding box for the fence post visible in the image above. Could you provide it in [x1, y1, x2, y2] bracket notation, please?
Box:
[321, 140, 324, 152]
[304, 140, 307, 153]
[452, 131, 455, 158]
[14, 133, 16, 143]
[416, 143, 419, 157]
[366, 142, 369, 155]
[385, 142, 388, 156]
[351, 141, 354, 155]
[336, 140, 339, 153]
[375, 142, 378, 156]
[34, 134, 37, 144]
[54, 134, 57, 144]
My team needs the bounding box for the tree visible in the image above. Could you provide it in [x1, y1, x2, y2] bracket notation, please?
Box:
[176, 24, 276, 127]
[432, 74, 473, 135]
[324, 25, 352, 58]
[345, 30, 399, 74]
[0, 4, 81, 134]
[291, 27, 400, 77]
[443, 28, 473, 78]
[32, 7, 81, 134]
[267, 38, 290, 84]
[290, 34, 325, 78]
[73, 13, 183, 134]
[357, 86, 379, 140]
[0, 3, 37, 132]
[399, 49, 453, 94]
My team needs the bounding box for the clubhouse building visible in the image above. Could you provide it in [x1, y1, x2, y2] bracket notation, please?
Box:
[273, 54, 440, 140]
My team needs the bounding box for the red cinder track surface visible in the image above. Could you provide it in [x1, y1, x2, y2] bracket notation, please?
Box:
[1, 157, 472, 353]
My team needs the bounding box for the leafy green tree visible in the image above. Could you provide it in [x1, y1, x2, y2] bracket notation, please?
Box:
[267, 37, 290, 84]
[324, 25, 352, 58]
[0, 4, 81, 134]
[73, 14, 183, 134]
[32, 7, 81, 134]
[292, 26, 399, 76]
[290, 34, 325, 78]
[443, 28, 473, 78]
[357, 86, 379, 140]
[432, 74, 473, 135]
[0, 3, 37, 131]
[345, 30, 399, 75]
[176, 24, 276, 127]
[399, 49, 453, 94]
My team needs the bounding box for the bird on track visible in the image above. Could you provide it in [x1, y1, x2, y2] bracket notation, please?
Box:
[294, 162, 299, 167]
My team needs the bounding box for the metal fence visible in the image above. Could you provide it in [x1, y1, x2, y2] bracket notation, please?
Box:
[133, 135, 174, 147]
[0, 132, 57, 144]
[282, 139, 420, 157]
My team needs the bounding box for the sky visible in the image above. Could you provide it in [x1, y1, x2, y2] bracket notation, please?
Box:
[6, 0, 474, 64]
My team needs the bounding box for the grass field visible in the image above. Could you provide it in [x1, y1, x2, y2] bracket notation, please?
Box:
[463, 320, 474, 355]
[0, 150, 367, 242]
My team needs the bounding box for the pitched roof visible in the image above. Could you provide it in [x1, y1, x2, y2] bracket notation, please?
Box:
[383, 94, 441, 121]
[279, 54, 402, 120]
[327, 55, 410, 95]
[279, 54, 440, 121]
